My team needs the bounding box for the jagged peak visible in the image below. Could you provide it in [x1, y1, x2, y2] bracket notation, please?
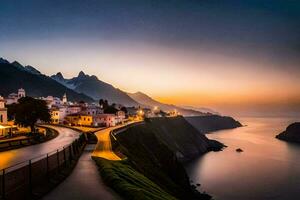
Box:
[0, 57, 9, 64]
[11, 61, 24, 68]
[78, 71, 86, 78]
[55, 72, 64, 79]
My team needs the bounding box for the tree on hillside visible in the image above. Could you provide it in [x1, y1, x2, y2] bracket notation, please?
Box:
[6, 103, 18, 121]
[99, 99, 109, 109]
[104, 105, 119, 114]
[120, 106, 128, 114]
[10, 97, 51, 133]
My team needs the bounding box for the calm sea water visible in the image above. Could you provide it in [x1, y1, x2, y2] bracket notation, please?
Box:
[185, 117, 300, 200]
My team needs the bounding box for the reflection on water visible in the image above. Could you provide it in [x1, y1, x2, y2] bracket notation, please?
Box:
[186, 117, 300, 200]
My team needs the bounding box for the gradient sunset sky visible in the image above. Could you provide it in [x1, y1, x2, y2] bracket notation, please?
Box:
[1, 0, 300, 116]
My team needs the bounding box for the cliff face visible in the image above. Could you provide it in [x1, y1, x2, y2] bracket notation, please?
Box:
[276, 122, 300, 143]
[185, 115, 242, 133]
[111, 117, 224, 200]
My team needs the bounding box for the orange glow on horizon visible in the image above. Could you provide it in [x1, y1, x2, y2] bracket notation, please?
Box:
[3, 40, 300, 115]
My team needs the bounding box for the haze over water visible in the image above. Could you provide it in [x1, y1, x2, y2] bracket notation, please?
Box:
[186, 117, 300, 200]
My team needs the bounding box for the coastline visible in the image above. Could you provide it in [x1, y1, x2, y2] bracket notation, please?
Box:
[93, 116, 239, 200]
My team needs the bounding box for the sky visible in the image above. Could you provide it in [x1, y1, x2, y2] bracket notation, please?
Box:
[0, 0, 300, 117]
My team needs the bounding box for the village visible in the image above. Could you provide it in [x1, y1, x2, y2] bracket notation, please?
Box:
[0, 88, 178, 138]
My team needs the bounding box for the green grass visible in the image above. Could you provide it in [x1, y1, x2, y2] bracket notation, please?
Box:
[93, 157, 178, 200]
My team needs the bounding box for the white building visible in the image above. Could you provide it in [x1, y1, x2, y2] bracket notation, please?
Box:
[18, 88, 26, 98]
[81, 105, 103, 116]
[0, 96, 7, 125]
[0, 96, 11, 136]
[93, 114, 119, 127]
[66, 105, 82, 115]
[40, 96, 62, 108]
[116, 110, 126, 120]
[62, 93, 67, 105]
[5, 88, 26, 105]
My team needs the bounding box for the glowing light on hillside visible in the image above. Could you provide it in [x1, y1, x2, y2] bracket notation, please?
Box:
[137, 110, 144, 116]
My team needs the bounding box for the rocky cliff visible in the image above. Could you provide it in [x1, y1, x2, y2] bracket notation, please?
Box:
[109, 117, 224, 200]
[185, 115, 242, 133]
[276, 122, 300, 143]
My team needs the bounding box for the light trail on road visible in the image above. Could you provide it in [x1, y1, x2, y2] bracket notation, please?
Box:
[92, 126, 122, 160]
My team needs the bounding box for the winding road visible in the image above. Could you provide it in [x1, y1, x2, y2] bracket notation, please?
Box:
[92, 121, 141, 160]
[92, 125, 124, 160]
[0, 125, 81, 170]
[43, 124, 130, 200]
[44, 123, 139, 199]
[0, 123, 138, 199]
[43, 144, 121, 200]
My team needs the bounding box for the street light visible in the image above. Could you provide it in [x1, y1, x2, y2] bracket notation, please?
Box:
[138, 110, 144, 116]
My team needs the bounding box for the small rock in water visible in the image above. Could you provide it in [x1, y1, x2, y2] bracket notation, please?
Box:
[236, 148, 243, 152]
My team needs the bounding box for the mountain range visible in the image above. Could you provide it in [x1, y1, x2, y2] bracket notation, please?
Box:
[0, 57, 212, 116]
[51, 71, 138, 106]
[0, 58, 93, 102]
[127, 92, 210, 116]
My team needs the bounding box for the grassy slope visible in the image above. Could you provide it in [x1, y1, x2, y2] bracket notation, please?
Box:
[94, 117, 215, 200]
[142, 117, 212, 160]
[93, 158, 177, 200]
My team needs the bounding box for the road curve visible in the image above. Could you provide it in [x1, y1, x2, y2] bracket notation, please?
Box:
[92, 125, 124, 160]
[0, 125, 81, 170]
[92, 122, 139, 160]
[43, 144, 121, 200]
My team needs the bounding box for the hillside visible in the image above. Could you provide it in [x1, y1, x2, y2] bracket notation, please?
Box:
[108, 116, 222, 199]
[128, 92, 207, 116]
[51, 72, 139, 106]
[0, 62, 93, 103]
[185, 115, 242, 133]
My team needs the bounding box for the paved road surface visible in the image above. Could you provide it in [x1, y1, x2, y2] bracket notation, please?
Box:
[92, 122, 141, 160]
[43, 144, 121, 200]
[92, 125, 123, 160]
[0, 125, 80, 170]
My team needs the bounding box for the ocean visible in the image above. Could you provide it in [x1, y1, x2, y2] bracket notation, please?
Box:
[186, 117, 300, 200]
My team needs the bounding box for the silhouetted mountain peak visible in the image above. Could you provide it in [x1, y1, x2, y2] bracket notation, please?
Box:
[78, 71, 87, 78]
[11, 61, 24, 69]
[0, 62, 94, 103]
[0, 57, 9, 64]
[51, 70, 138, 106]
[24, 65, 41, 75]
[55, 72, 64, 79]
[51, 72, 67, 85]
